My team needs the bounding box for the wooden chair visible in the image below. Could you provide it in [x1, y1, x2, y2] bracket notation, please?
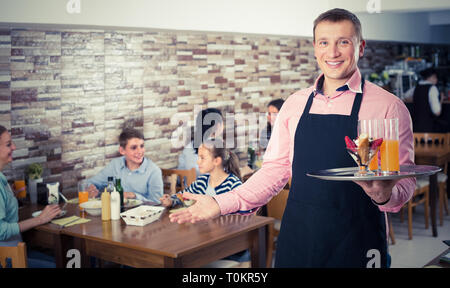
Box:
[240, 165, 254, 182]
[0, 242, 28, 268]
[400, 176, 430, 239]
[161, 168, 196, 194]
[414, 133, 449, 226]
[265, 178, 290, 267]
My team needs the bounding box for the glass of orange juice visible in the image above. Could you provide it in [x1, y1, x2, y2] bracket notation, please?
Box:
[14, 180, 27, 199]
[78, 180, 89, 209]
[380, 118, 400, 174]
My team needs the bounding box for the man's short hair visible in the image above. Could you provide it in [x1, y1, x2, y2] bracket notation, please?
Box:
[119, 128, 144, 148]
[420, 68, 437, 80]
[313, 8, 363, 43]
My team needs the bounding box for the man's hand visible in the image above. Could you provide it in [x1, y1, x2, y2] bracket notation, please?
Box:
[124, 192, 136, 199]
[354, 179, 399, 204]
[169, 192, 221, 224]
[87, 184, 99, 198]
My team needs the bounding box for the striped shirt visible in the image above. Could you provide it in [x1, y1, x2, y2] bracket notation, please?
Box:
[171, 173, 242, 207]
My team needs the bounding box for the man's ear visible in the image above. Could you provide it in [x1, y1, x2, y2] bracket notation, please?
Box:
[359, 39, 366, 58]
[119, 146, 125, 156]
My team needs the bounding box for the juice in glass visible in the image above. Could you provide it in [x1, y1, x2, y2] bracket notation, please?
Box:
[14, 180, 26, 199]
[78, 191, 89, 208]
[380, 139, 399, 172]
[78, 180, 89, 209]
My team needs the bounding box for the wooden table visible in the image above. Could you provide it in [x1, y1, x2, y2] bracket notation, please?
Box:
[20, 203, 273, 268]
[414, 144, 450, 237]
[19, 204, 77, 268]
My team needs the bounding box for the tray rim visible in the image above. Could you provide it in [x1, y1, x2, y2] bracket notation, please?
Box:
[307, 165, 442, 181]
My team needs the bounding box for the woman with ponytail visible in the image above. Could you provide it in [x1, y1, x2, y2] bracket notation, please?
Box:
[161, 137, 241, 207]
[161, 137, 250, 264]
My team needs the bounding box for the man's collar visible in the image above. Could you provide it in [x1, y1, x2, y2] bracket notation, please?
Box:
[121, 156, 147, 173]
[419, 80, 433, 85]
[313, 69, 363, 95]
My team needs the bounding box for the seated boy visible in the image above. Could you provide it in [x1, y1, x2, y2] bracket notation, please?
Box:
[86, 128, 163, 203]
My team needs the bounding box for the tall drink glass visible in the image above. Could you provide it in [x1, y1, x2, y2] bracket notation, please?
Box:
[14, 180, 26, 199]
[78, 180, 89, 209]
[380, 118, 400, 174]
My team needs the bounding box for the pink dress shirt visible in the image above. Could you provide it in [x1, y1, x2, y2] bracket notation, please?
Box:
[214, 69, 415, 215]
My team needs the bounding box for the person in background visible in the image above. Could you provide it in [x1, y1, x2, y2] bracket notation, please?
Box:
[161, 137, 249, 264]
[260, 98, 285, 150]
[410, 68, 445, 132]
[162, 137, 242, 207]
[0, 125, 61, 268]
[177, 108, 224, 175]
[87, 128, 163, 203]
[169, 8, 415, 268]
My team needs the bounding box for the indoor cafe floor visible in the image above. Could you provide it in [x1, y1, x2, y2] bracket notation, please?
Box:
[267, 200, 450, 268]
[388, 202, 450, 268]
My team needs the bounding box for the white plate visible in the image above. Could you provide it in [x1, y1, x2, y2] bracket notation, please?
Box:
[32, 210, 67, 218]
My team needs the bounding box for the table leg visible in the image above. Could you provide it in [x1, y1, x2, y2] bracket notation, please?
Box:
[250, 225, 267, 268]
[164, 256, 182, 268]
[53, 234, 64, 268]
[429, 174, 438, 237]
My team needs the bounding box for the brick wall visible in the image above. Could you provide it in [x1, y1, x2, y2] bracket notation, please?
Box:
[3, 26, 442, 195]
[0, 27, 321, 195]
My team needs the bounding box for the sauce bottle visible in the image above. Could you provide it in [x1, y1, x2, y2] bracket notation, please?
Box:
[101, 188, 111, 221]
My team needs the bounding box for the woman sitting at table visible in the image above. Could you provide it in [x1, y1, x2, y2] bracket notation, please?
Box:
[177, 108, 224, 175]
[86, 128, 163, 203]
[161, 137, 249, 264]
[259, 98, 284, 150]
[0, 125, 61, 268]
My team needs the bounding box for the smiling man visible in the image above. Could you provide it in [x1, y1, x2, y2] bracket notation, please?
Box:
[86, 128, 163, 203]
[169, 8, 415, 268]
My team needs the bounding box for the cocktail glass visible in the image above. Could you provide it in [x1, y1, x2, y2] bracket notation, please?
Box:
[346, 142, 379, 176]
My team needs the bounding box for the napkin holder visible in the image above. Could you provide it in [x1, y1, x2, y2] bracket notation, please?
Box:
[37, 182, 62, 205]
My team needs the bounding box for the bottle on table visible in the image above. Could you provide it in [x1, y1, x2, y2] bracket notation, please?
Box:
[110, 187, 120, 220]
[101, 188, 111, 221]
[106, 176, 115, 193]
[115, 178, 124, 212]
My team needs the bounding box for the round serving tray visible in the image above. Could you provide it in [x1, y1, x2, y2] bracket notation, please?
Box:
[307, 165, 441, 181]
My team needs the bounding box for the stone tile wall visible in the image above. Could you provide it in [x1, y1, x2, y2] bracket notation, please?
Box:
[2, 26, 433, 195]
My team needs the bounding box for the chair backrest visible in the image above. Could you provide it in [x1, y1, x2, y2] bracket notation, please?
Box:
[266, 187, 290, 221]
[161, 168, 196, 194]
[240, 165, 254, 181]
[414, 132, 449, 174]
[0, 242, 28, 268]
[413, 133, 448, 146]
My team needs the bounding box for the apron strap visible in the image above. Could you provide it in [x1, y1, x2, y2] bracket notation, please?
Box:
[350, 77, 365, 119]
[303, 77, 365, 118]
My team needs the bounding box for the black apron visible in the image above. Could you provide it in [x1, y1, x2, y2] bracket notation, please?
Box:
[275, 79, 387, 267]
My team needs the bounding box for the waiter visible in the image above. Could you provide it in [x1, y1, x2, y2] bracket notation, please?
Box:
[412, 67, 444, 132]
[170, 8, 415, 268]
